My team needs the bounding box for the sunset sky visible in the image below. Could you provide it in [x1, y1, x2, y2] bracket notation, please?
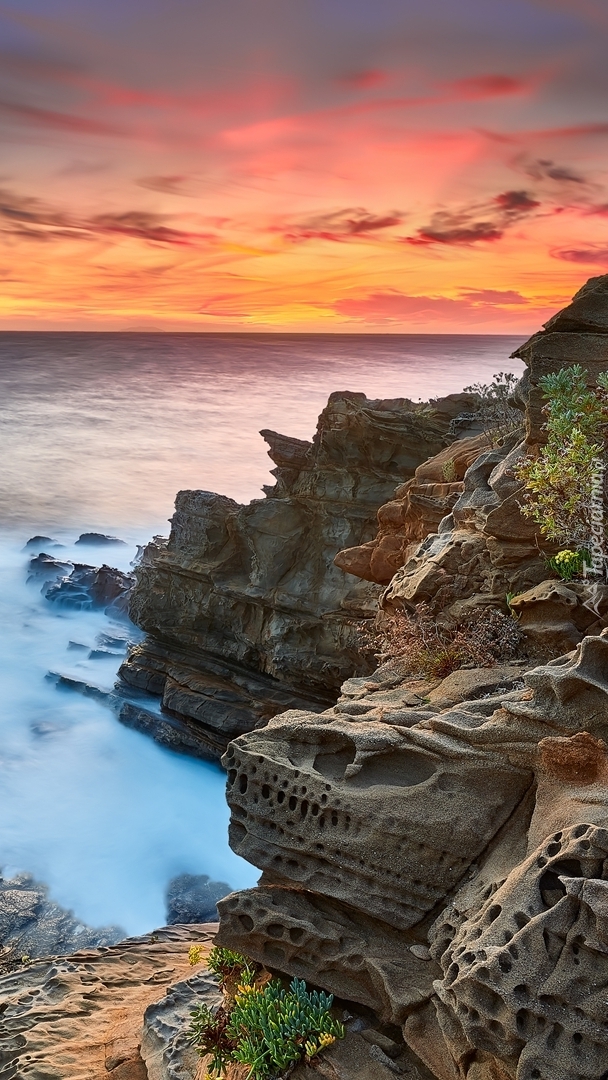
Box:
[2, 0, 608, 331]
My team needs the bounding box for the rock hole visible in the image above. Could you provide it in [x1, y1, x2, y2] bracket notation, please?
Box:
[547, 842, 560, 856]
[300, 800, 309, 818]
[230, 822, 246, 844]
[267, 923, 284, 938]
[311, 804, 319, 816]
[238, 773, 248, 794]
[331, 814, 338, 826]
[228, 769, 236, 786]
[289, 796, 298, 811]
[277, 791, 285, 804]
[498, 954, 512, 973]
[540, 869, 568, 908]
[572, 1032, 582, 1045]
[261, 784, 270, 799]
[573, 824, 590, 838]
[238, 914, 254, 931]
[313, 739, 356, 780]
[289, 928, 304, 943]
[514, 912, 530, 929]
[546, 1022, 562, 1051]
[350, 749, 436, 789]
[487, 904, 501, 923]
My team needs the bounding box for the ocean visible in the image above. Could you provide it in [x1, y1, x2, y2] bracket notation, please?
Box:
[0, 332, 525, 935]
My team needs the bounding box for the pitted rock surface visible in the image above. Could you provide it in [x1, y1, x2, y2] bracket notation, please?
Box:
[218, 617, 608, 1079]
[0, 924, 217, 1080]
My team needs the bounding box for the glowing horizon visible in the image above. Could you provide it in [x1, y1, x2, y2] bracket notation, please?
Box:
[2, 0, 608, 332]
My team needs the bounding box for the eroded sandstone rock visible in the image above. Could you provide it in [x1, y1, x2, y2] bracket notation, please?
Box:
[0, 924, 218, 1080]
[217, 622, 608, 1079]
[119, 392, 469, 758]
[334, 433, 491, 586]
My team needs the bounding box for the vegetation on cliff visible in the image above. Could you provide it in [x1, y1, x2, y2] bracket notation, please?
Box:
[516, 364, 608, 550]
[188, 947, 344, 1079]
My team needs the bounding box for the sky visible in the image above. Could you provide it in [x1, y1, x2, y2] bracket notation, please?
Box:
[1, 0, 608, 331]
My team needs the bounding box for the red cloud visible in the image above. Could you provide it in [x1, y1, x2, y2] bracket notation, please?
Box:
[333, 288, 534, 323]
[552, 245, 608, 265]
[337, 70, 388, 90]
[280, 208, 402, 243]
[445, 75, 527, 99]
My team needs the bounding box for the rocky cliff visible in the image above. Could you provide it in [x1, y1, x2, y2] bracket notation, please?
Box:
[214, 277, 608, 1080]
[118, 390, 477, 759]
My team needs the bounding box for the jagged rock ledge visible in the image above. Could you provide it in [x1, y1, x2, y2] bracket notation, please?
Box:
[117, 390, 480, 760]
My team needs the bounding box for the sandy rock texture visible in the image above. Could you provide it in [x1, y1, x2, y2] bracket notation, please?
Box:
[118, 391, 476, 759]
[217, 627, 608, 1080]
[0, 924, 218, 1080]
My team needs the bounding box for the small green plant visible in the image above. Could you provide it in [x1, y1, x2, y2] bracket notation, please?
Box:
[546, 548, 591, 582]
[505, 592, 520, 620]
[188, 1001, 234, 1077]
[188, 976, 345, 1080]
[206, 946, 256, 986]
[515, 365, 608, 546]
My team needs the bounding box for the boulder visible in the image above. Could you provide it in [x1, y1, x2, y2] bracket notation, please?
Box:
[23, 535, 62, 552]
[75, 531, 127, 546]
[0, 870, 122, 959]
[44, 563, 134, 615]
[165, 873, 232, 925]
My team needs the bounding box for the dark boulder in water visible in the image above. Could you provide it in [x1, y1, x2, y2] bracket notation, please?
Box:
[165, 873, 232, 925]
[23, 535, 62, 552]
[0, 870, 123, 963]
[27, 552, 73, 584]
[75, 532, 127, 547]
[44, 564, 134, 615]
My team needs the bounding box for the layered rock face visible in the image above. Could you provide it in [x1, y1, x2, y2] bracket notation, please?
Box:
[215, 279, 608, 1079]
[119, 391, 475, 758]
[335, 433, 490, 585]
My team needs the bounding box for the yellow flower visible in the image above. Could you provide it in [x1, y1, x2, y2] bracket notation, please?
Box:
[188, 945, 205, 966]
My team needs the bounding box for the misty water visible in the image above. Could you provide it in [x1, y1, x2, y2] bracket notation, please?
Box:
[0, 332, 524, 936]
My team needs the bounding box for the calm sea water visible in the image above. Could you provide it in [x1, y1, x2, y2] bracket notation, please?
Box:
[0, 332, 525, 936]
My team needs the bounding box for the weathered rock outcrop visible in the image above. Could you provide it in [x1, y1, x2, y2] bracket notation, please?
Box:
[0, 924, 219, 1080]
[346, 276, 608, 652]
[335, 433, 490, 585]
[214, 280, 608, 1079]
[217, 629, 608, 1079]
[119, 392, 476, 759]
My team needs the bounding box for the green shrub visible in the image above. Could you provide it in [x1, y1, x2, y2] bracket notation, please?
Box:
[546, 548, 591, 582]
[515, 365, 608, 546]
[188, 975, 345, 1080]
[206, 946, 256, 986]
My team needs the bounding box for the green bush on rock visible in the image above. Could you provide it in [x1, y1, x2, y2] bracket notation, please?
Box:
[188, 948, 345, 1079]
[515, 365, 608, 547]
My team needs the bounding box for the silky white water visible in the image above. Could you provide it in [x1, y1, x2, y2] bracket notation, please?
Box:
[0, 332, 524, 935]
